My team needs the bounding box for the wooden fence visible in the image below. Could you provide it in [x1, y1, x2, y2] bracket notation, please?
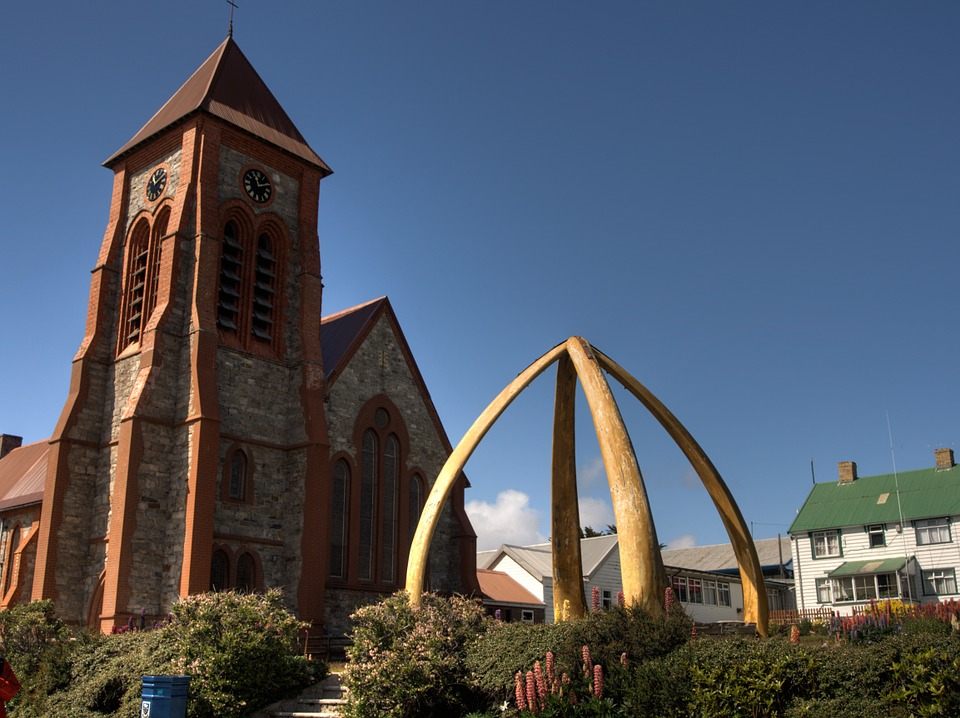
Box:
[768, 607, 835, 626]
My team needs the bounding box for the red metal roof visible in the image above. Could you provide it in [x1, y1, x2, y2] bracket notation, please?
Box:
[477, 569, 543, 607]
[0, 440, 48, 511]
[320, 297, 388, 381]
[105, 36, 332, 174]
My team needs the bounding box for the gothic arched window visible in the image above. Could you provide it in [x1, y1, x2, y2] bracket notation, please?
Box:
[251, 233, 276, 343]
[217, 220, 244, 334]
[210, 549, 230, 591]
[236, 552, 256, 592]
[409, 474, 424, 541]
[228, 449, 247, 502]
[329, 459, 350, 579]
[358, 430, 378, 581]
[380, 435, 400, 583]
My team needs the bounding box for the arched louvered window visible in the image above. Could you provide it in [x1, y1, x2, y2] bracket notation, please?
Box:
[380, 435, 399, 583]
[210, 549, 230, 591]
[217, 220, 244, 333]
[358, 430, 378, 581]
[236, 552, 256, 592]
[120, 220, 150, 348]
[409, 474, 424, 541]
[3, 525, 21, 597]
[143, 208, 168, 323]
[329, 459, 350, 579]
[228, 450, 248, 501]
[251, 233, 276, 343]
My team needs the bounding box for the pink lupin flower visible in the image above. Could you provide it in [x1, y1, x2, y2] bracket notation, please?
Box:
[593, 664, 604, 698]
[591, 585, 601, 612]
[664, 585, 677, 612]
[617, 590, 625, 608]
[515, 671, 526, 711]
[581, 644, 593, 677]
[691, 623, 698, 640]
[789, 624, 800, 645]
[620, 651, 628, 667]
[526, 670, 539, 714]
[534, 660, 548, 701]
[545, 651, 556, 692]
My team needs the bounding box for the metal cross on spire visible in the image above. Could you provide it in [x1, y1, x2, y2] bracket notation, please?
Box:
[227, 0, 239, 37]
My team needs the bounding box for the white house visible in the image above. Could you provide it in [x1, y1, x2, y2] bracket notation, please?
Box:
[789, 448, 960, 616]
[478, 534, 793, 623]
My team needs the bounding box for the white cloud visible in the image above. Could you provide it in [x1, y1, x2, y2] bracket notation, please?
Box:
[578, 496, 615, 532]
[466, 490, 546, 550]
[665, 533, 697, 549]
[578, 456, 605, 487]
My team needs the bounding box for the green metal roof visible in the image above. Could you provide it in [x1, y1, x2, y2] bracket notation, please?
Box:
[828, 557, 909, 577]
[789, 465, 960, 533]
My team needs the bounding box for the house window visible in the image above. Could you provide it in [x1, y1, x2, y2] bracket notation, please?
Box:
[602, 590, 613, 610]
[811, 530, 841, 558]
[703, 580, 718, 605]
[915, 518, 951, 546]
[688, 578, 703, 604]
[717, 582, 731, 607]
[521, 609, 535, 623]
[833, 572, 898, 602]
[228, 450, 248, 501]
[329, 459, 350, 579]
[922, 569, 957, 596]
[358, 430, 378, 581]
[816, 577, 832, 604]
[210, 549, 230, 591]
[867, 524, 885, 548]
[671, 575, 688, 603]
[877, 573, 898, 599]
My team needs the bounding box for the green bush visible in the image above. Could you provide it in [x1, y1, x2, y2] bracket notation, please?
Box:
[467, 604, 692, 705]
[167, 589, 319, 718]
[5, 591, 319, 718]
[342, 591, 488, 718]
[0, 600, 89, 717]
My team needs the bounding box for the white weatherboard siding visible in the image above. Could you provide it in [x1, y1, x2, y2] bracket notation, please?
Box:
[489, 555, 546, 601]
[792, 519, 960, 615]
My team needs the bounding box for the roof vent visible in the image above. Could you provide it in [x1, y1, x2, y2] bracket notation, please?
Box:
[0, 434, 23, 460]
[935, 448, 955, 471]
[838, 460, 857, 484]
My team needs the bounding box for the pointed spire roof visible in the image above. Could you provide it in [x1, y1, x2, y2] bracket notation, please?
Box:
[105, 37, 331, 174]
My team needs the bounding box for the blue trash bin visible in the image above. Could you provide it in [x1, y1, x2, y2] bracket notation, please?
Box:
[140, 675, 190, 718]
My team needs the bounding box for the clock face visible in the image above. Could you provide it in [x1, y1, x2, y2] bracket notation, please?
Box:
[145, 167, 167, 202]
[243, 169, 272, 203]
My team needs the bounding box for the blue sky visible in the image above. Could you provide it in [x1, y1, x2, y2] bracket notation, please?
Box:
[1, 2, 958, 552]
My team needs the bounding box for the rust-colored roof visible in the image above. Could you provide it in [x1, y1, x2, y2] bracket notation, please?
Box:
[320, 297, 389, 382]
[0, 440, 48, 511]
[477, 569, 543, 606]
[105, 36, 332, 174]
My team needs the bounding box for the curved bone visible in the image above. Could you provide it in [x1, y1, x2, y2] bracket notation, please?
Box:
[595, 349, 769, 636]
[551, 353, 587, 620]
[405, 343, 567, 604]
[565, 337, 667, 615]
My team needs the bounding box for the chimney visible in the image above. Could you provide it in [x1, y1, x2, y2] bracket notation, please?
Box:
[935, 448, 955, 471]
[838, 460, 857, 484]
[0, 434, 22, 460]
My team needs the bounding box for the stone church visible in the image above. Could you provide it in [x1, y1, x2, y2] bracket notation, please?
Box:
[0, 36, 478, 634]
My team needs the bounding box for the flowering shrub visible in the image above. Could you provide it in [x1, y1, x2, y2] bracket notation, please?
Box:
[342, 591, 489, 718]
[166, 589, 317, 718]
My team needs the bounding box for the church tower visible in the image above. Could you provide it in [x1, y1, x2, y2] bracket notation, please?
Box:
[32, 37, 335, 631]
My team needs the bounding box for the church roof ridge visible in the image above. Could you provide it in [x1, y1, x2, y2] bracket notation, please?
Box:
[105, 36, 331, 174]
